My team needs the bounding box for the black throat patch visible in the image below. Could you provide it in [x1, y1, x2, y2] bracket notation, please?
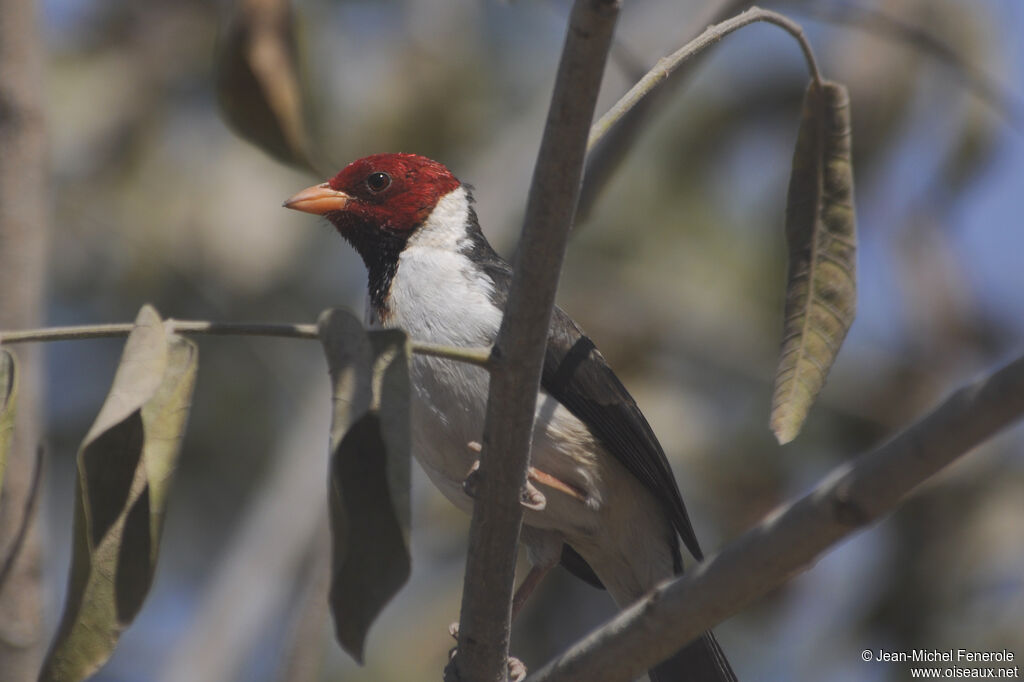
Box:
[331, 215, 410, 319]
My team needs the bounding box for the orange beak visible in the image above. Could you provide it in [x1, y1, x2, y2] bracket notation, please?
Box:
[283, 183, 351, 215]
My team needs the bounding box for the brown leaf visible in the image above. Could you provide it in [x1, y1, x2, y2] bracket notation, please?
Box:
[216, 0, 312, 169]
[0, 349, 17, 503]
[40, 305, 198, 682]
[771, 81, 857, 444]
[318, 309, 411, 663]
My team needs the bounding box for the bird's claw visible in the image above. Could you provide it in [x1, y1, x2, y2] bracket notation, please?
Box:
[507, 657, 527, 681]
[519, 479, 546, 510]
[447, 623, 527, 682]
[461, 451, 548, 511]
[461, 459, 482, 498]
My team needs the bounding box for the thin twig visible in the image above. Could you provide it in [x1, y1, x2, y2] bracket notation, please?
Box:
[578, 0, 757, 221]
[411, 342, 492, 369]
[587, 6, 823, 154]
[451, 0, 622, 680]
[0, 321, 492, 368]
[526, 353, 1024, 681]
[0, 321, 316, 344]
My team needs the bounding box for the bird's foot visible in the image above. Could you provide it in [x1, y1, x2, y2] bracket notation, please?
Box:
[447, 622, 527, 682]
[507, 657, 527, 681]
[526, 467, 588, 504]
[461, 447, 547, 511]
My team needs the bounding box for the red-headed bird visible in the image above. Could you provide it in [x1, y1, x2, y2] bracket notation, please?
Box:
[286, 153, 736, 682]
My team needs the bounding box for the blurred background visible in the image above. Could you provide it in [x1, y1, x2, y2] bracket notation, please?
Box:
[9, 0, 1024, 679]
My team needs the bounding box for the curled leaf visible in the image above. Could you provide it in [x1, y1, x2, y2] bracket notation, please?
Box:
[216, 0, 312, 169]
[0, 349, 17, 501]
[318, 309, 411, 663]
[41, 305, 198, 682]
[771, 81, 857, 444]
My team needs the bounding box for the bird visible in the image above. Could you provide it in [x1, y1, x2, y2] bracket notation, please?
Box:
[285, 152, 737, 682]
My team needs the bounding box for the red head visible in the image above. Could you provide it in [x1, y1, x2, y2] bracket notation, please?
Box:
[284, 153, 461, 234]
[284, 153, 467, 311]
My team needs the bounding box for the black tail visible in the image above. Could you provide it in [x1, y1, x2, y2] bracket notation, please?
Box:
[648, 630, 737, 682]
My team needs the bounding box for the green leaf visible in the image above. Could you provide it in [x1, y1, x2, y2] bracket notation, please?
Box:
[0, 349, 17, 503]
[771, 81, 857, 445]
[215, 0, 312, 169]
[318, 309, 411, 663]
[40, 305, 198, 682]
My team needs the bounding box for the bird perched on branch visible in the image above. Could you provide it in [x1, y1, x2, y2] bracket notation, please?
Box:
[285, 153, 737, 682]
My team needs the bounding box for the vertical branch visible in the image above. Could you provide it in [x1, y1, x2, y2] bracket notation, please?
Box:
[0, 0, 49, 677]
[452, 0, 621, 680]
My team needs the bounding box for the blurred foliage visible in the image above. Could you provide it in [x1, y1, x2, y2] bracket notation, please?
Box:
[217, 0, 313, 170]
[32, 0, 1024, 680]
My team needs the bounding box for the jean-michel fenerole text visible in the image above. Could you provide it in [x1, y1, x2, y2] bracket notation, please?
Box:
[872, 649, 1015, 663]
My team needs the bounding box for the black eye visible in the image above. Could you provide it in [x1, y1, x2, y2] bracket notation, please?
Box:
[366, 171, 391, 192]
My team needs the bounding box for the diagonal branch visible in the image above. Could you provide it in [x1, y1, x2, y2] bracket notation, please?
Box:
[526, 352, 1024, 682]
[450, 0, 622, 680]
[578, 0, 757, 221]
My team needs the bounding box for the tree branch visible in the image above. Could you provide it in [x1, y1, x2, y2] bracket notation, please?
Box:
[526, 353, 1024, 682]
[578, 0, 757, 221]
[587, 6, 822, 155]
[451, 0, 621, 680]
[0, 321, 492, 368]
[0, 321, 317, 343]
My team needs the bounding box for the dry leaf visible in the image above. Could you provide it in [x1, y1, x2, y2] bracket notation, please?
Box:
[216, 0, 312, 169]
[771, 81, 857, 444]
[0, 349, 17, 502]
[318, 309, 411, 663]
[40, 305, 198, 682]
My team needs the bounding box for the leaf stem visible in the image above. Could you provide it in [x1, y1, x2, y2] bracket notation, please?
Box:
[588, 6, 824, 153]
[0, 321, 492, 368]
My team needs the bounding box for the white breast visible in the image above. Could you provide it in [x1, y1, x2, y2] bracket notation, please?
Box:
[367, 188, 502, 512]
[368, 187, 604, 536]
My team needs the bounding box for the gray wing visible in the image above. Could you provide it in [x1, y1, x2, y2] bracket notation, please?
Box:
[542, 307, 703, 568]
